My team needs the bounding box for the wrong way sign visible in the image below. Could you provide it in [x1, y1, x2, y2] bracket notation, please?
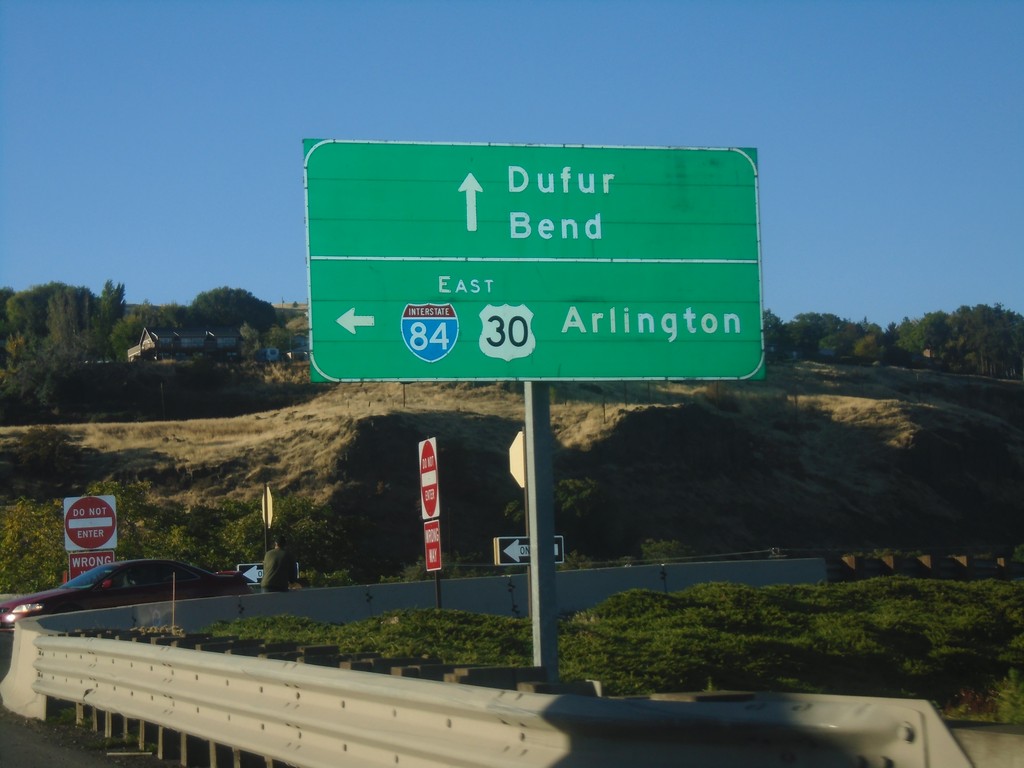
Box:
[68, 549, 115, 580]
[424, 519, 442, 572]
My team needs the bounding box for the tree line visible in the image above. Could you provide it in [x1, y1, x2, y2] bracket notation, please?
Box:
[0, 281, 294, 361]
[2, 281, 1022, 396]
[765, 305, 1023, 378]
[0, 282, 305, 417]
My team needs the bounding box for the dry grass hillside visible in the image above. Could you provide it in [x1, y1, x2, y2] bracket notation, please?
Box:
[2, 361, 1023, 565]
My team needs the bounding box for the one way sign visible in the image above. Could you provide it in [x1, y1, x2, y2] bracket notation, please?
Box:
[237, 563, 263, 583]
[236, 561, 300, 584]
[492, 536, 565, 566]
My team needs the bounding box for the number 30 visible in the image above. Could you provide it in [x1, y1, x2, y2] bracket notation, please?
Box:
[484, 314, 529, 348]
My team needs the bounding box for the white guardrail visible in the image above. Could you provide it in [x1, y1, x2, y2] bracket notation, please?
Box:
[3, 621, 972, 768]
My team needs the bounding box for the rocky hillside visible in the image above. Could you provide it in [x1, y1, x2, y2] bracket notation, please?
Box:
[1, 361, 1022, 566]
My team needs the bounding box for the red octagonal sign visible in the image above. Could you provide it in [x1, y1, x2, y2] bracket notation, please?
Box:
[64, 495, 118, 552]
[419, 437, 440, 520]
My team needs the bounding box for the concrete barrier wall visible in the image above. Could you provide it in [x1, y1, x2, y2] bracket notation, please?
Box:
[26, 558, 827, 634]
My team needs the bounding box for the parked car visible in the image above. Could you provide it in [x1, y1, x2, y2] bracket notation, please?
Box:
[0, 559, 252, 630]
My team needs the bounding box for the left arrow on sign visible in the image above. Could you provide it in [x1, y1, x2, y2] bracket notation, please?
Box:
[242, 564, 262, 582]
[503, 538, 526, 563]
[458, 173, 483, 232]
[336, 308, 376, 334]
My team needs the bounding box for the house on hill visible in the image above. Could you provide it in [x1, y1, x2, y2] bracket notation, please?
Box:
[128, 327, 242, 362]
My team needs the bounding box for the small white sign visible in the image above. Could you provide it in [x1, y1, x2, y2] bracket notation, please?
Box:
[478, 304, 536, 361]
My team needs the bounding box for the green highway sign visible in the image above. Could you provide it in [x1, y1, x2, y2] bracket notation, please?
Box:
[304, 140, 764, 382]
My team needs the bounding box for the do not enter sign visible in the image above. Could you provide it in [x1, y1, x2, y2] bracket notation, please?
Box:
[419, 437, 440, 520]
[64, 495, 117, 552]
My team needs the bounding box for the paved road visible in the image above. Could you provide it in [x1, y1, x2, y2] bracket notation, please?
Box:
[0, 632, 164, 768]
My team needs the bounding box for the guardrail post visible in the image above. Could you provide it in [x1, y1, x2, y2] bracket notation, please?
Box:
[157, 724, 180, 762]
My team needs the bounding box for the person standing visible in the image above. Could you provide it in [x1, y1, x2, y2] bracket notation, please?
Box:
[261, 534, 297, 592]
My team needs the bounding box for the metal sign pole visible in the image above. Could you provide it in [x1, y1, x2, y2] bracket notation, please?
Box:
[524, 382, 558, 682]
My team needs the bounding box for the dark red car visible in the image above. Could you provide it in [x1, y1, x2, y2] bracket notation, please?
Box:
[0, 559, 252, 629]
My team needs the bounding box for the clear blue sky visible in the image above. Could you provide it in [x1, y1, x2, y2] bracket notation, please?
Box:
[2, 0, 1021, 326]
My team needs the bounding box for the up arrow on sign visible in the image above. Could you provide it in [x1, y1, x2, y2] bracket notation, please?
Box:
[458, 173, 482, 232]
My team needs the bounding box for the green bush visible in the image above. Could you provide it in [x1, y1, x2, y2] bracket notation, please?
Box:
[0, 498, 64, 591]
[207, 578, 1024, 718]
[996, 669, 1024, 724]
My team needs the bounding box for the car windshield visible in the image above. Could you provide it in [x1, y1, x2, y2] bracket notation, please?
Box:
[60, 563, 121, 589]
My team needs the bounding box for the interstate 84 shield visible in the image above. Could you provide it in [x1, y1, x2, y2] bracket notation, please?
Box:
[401, 304, 459, 363]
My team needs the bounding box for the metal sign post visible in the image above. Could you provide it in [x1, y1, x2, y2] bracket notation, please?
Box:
[524, 382, 558, 681]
